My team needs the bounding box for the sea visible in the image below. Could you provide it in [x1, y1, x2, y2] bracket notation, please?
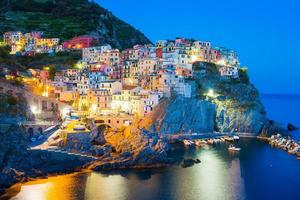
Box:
[2, 94, 300, 200]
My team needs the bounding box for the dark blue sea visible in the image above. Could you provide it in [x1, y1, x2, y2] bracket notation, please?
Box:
[3, 94, 300, 200]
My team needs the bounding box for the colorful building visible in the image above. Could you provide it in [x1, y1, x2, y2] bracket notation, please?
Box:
[63, 36, 97, 50]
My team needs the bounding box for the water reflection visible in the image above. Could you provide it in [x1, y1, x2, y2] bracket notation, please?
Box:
[3, 139, 300, 200]
[85, 173, 128, 200]
[5, 172, 88, 200]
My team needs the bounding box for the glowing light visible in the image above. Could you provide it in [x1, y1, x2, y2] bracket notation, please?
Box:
[62, 107, 70, 118]
[191, 55, 199, 63]
[75, 62, 83, 69]
[91, 104, 97, 113]
[42, 90, 48, 97]
[30, 105, 39, 114]
[217, 59, 227, 66]
[206, 89, 217, 98]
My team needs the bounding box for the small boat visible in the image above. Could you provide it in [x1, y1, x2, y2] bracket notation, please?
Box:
[233, 136, 240, 140]
[207, 139, 214, 145]
[297, 157, 300, 160]
[183, 140, 193, 146]
[225, 137, 234, 142]
[228, 145, 241, 151]
[194, 140, 202, 147]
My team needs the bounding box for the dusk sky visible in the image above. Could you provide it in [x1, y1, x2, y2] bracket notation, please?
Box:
[96, 0, 300, 94]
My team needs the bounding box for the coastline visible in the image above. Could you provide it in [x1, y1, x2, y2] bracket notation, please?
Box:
[0, 132, 254, 197]
[2, 132, 299, 199]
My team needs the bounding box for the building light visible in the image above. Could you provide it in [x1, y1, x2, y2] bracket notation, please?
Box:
[30, 105, 39, 114]
[91, 104, 97, 113]
[206, 89, 216, 98]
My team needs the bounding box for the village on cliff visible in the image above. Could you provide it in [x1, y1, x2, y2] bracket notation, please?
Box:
[0, 30, 249, 144]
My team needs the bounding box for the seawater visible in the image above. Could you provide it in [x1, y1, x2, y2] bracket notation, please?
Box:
[2, 94, 300, 200]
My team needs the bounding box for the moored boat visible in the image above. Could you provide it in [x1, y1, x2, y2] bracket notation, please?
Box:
[233, 136, 239, 140]
[207, 139, 214, 145]
[225, 137, 234, 142]
[194, 140, 202, 147]
[228, 145, 241, 151]
[183, 140, 194, 146]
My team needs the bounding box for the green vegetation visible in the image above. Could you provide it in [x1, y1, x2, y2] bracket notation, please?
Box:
[239, 67, 250, 84]
[0, 93, 20, 115]
[0, 0, 152, 49]
[194, 62, 260, 110]
[1, 0, 104, 40]
[0, 46, 81, 70]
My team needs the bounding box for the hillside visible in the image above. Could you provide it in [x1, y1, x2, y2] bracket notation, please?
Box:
[0, 0, 152, 49]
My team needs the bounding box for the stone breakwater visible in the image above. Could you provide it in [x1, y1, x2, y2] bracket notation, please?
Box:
[260, 134, 300, 159]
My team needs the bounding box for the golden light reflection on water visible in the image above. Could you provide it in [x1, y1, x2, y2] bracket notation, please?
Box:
[5, 172, 87, 200]
[167, 147, 245, 200]
[84, 173, 129, 200]
[2, 146, 247, 200]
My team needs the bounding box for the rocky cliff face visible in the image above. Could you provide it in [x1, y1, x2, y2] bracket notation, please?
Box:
[159, 97, 216, 134]
[157, 63, 270, 135]
[0, 124, 92, 194]
[0, 0, 152, 49]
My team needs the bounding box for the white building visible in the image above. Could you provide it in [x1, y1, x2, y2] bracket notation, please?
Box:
[94, 80, 122, 95]
[82, 45, 112, 63]
[89, 71, 107, 88]
[219, 66, 239, 78]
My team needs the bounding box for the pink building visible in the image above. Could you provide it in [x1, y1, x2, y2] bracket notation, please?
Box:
[39, 70, 49, 80]
[63, 36, 97, 50]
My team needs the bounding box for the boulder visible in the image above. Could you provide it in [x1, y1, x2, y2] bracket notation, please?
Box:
[181, 159, 196, 168]
[181, 158, 201, 168]
[121, 151, 132, 158]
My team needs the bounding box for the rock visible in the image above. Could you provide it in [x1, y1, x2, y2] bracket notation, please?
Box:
[181, 159, 195, 168]
[121, 151, 132, 158]
[0, 168, 25, 189]
[181, 158, 201, 168]
[92, 147, 104, 157]
[159, 97, 216, 134]
[288, 123, 298, 131]
[260, 120, 287, 137]
[0, 124, 93, 192]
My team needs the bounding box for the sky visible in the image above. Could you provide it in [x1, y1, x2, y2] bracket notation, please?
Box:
[96, 0, 300, 94]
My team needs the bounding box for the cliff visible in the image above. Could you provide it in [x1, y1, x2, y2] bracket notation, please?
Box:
[0, 0, 152, 49]
[0, 124, 94, 194]
[152, 63, 271, 135]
